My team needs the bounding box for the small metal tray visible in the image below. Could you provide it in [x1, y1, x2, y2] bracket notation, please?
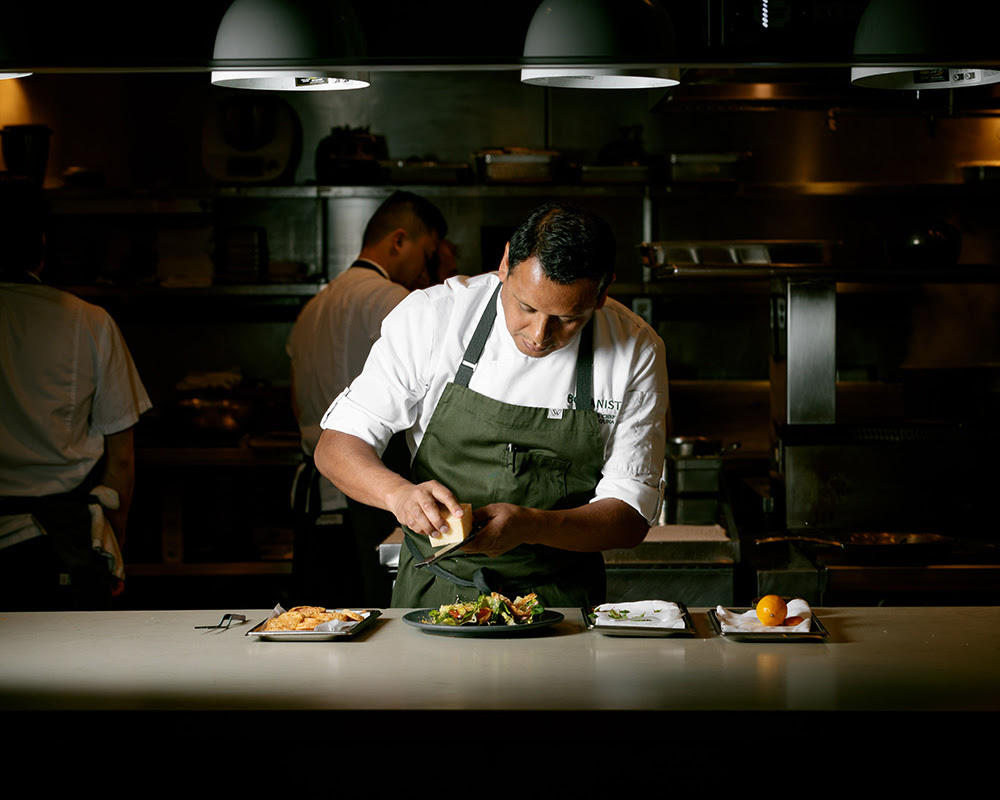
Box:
[707, 608, 830, 642]
[582, 602, 696, 637]
[246, 609, 381, 641]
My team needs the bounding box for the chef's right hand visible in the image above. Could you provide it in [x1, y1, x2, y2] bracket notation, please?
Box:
[387, 480, 465, 539]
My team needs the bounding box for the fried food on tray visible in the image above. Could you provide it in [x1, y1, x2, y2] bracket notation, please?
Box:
[264, 606, 365, 631]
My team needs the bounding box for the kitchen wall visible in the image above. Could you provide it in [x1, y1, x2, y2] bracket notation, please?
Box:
[3, 67, 999, 428]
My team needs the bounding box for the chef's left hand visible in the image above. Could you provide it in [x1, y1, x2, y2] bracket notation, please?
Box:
[463, 503, 536, 558]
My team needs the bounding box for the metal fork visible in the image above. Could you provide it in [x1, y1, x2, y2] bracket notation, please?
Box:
[194, 613, 247, 630]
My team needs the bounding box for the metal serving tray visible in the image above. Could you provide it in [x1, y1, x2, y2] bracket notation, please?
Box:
[707, 608, 830, 642]
[246, 609, 381, 641]
[582, 602, 697, 637]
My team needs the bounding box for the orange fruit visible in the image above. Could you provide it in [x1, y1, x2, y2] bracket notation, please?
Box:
[756, 595, 787, 626]
[784, 616, 803, 626]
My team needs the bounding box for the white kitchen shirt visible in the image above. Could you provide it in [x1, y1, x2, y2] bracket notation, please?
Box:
[321, 272, 668, 523]
[287, 260, 410, 510]
[0, 282, 151, 497]
[1, 280, 151, 548]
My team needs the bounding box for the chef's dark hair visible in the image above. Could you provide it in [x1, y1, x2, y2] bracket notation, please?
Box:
[507, 202, 615, 293]
[362, 190, 448, 247]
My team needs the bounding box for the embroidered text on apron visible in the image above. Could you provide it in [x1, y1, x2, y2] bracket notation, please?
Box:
[393, 282, 607, 608]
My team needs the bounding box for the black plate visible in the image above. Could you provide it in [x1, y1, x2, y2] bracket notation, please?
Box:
[707, 608, 829, 642]
[402, 608, 564, 637]
[582, 602, 697, 637]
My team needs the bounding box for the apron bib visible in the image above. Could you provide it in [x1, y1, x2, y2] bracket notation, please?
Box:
[392, 283, 607, 609]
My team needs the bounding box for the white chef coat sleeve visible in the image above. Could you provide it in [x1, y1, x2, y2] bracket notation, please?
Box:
[592, 333, 668, 524]
[320, 289, 436, 456]
[87, 308, 152, 436]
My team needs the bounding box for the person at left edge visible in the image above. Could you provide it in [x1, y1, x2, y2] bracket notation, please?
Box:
[0, 177, 152, 610]
[314, 202, 668, 609]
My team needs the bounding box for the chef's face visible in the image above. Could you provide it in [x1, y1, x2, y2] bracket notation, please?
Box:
[499, 246, 607, 358]
[397, 230, 441, 290]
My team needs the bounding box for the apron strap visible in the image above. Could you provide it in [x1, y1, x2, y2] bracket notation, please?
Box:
[291, 456, 322, 524]
[349, 259, 387, 275]
[574, 318, 594, 412]
[453, 280, 595, 409]
[455, 283, 501, 388]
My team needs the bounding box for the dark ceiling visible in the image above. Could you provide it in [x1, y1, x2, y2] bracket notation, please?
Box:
[2, 0, 998, 74]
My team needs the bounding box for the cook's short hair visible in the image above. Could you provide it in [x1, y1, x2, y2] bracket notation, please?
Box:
[507, 202, 615, 293]
[362, 191, 447, 247]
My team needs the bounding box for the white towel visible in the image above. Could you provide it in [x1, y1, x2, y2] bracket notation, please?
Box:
[88, 486, 125, 582]
[715, 598, 812, 633]
[592, 600, 686, 629]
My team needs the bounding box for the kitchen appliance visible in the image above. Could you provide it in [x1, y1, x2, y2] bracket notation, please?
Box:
[315, 126, 388, 185]
[664, 437, 741, 495]
[202, 97, 302, 184]
[883, 219, 962, 267]
[474, 148, 567, 183]
[768, 276, 993, 534]
[639, 239, 839, 281]
[753, 272, 1000, 604]
[1, 124, 52, 185]
[669, 152, 748, 183]
[378, 159, 473, 185]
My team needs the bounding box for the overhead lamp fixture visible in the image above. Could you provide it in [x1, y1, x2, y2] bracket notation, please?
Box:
[521, 0, 680, 89]
[0, 73, 31, 80]
[851, 0, 1000, 90]
[212, 0, 369, 91]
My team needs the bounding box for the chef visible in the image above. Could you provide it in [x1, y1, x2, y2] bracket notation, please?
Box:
[314, 202, 668, 608]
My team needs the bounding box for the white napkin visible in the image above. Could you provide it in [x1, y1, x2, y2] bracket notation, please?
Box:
[715, 598, 812, 633]
[592, 600, 686, 629]
[312, 616, 367, 633]
[88, 485, 124, 582]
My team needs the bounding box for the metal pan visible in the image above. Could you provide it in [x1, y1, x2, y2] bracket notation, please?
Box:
[666, 437, 741, 458]
[754, 531, 954, 564]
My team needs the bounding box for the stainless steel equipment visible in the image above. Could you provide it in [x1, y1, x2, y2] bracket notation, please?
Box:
[768, 276, 986, 533]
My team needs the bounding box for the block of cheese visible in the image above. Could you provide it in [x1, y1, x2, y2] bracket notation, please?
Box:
[432, 503, 473, 548]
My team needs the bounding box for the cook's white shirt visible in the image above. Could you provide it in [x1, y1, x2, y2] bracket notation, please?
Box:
[287, 261, 410, 510]
[1, 281, 151, 547]
[321, 272, 668, 523]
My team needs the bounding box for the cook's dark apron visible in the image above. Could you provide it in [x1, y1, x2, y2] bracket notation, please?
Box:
[0, 479, 114, 611]
[393, 283, 606, 608]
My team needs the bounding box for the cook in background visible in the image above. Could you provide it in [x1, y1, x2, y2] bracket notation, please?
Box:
[315, 202, 668, 608]
[0, 176, 151, 611]
[287, 191, 454, 606]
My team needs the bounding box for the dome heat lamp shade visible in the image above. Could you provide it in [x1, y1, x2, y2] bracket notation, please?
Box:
[212, 0, 369, 91]
[851, 0, 1000, 90]
[521, 0, 680, 89]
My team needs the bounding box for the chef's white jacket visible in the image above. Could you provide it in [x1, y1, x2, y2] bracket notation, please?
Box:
[321, 272, 668, 523]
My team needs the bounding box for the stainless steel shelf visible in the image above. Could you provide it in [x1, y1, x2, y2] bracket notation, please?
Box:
[648, 264, 1000, 283]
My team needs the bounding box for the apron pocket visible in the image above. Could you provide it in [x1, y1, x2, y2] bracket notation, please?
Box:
[492, 448, 570, 509]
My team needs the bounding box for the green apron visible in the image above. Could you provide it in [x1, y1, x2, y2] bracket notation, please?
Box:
[392, 283, 607, 609]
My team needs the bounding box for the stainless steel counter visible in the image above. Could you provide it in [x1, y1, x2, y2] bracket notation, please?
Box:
[2, 606, 997, 714]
